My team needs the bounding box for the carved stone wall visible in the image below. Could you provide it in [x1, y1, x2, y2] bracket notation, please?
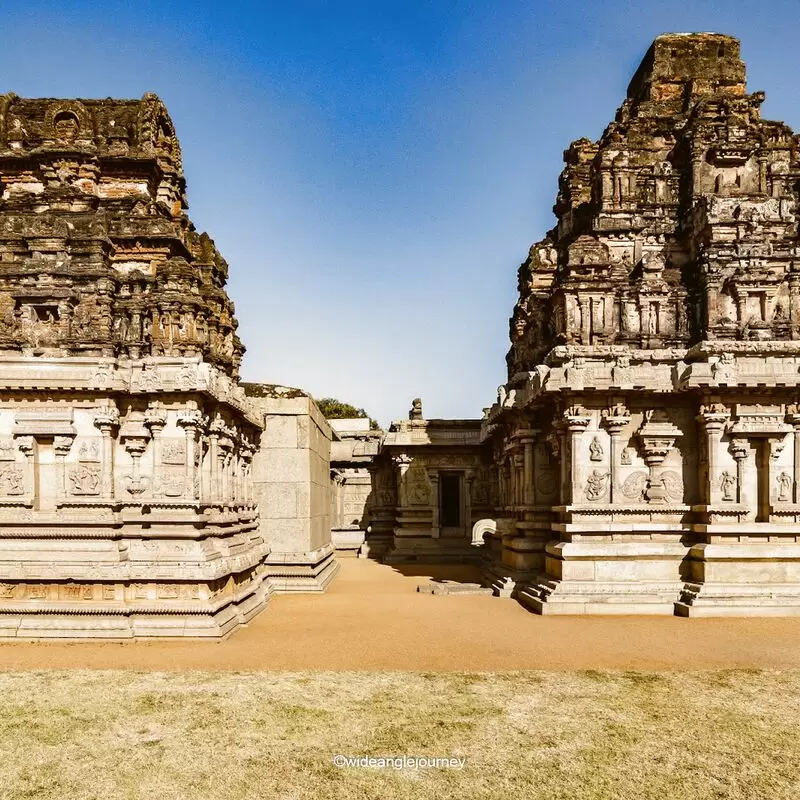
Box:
[485, 34, 800, 615]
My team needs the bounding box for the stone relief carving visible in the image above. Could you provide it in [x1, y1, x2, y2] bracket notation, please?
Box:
[68, 465, 101, 496]
[659, 470, 684, 503]
[78, 440, 100, 462]
[622, 471, 648, 502]
[162, 441, 186, 465]
[405, 465, 432, 506]
[0, 438, 14, 461]
[720, 471, 737, 502]
[777, 471, 793, 502]
[589, 436, 604, 462]
[585, 470, 610, 501]
[0, 466, 24, 495]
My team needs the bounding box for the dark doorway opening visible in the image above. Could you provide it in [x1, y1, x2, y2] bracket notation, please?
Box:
[440, 473, 461, 527]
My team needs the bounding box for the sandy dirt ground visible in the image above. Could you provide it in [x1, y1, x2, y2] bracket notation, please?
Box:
[0, 558, 799, 671]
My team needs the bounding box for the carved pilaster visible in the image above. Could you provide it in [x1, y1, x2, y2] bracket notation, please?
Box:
[178, 409, 203, 501]
[601, 403, 631, 504]
[16, 436, 35, 499]
[698, 403, 729, 505]
[729, 438, 750, 506]
[563, 405, 591, 504]
[636, 409, 682, 504]
[786, 403, 800, 503]
[144, 403, 167, 498]
[93, 407, 119, 498]
[391, 454, 412, 507]
[53, 435, 74, 501]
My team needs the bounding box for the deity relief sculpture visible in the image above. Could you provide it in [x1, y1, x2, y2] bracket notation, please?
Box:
[78, 441, 100, 462]
[612, 354, 633, 385]
[0, 466, 24, 496]
[585, 470, 610, 501]
[720, 471, 737, 502]
[405, 465, 431, 506]
[589, 436, 603, 462]
[0, 438, 14, 462]
[713, 353, 736, 383]
[777, 472, 793, 502]
[68, 466, 101, 496]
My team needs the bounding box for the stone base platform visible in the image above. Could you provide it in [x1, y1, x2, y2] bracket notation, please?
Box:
[483, 563, 541, 598]
[519, 538, 689, 615]
[675, 582, 800, 616]
[520, 580, 684, 615]
[0, 572, 272, 640]
[265, 543, 339, 592]
[676, 540, 800, 616]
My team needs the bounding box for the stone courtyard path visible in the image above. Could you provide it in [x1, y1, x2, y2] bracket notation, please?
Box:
[0, 558, 799, 670]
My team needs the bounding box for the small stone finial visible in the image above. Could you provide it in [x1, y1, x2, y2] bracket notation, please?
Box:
[409, 398, 423, 421]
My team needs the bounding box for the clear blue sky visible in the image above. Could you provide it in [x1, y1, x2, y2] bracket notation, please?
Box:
[2, 1, 800, 425]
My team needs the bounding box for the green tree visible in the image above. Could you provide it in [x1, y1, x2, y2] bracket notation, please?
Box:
[314, 397, 380, 430]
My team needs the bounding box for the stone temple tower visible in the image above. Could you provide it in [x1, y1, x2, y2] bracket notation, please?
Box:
[483, 33, 800, 615]
[0, 93, 266, 636]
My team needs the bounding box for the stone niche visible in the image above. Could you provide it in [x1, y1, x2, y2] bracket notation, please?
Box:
[484, 33, 800, 615]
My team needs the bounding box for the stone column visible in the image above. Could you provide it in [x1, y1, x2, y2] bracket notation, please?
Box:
[178, 410, 203, 501]
[769, 437, 787, 516]
[547, 427, 564, 505]
[789, 278, 800, 340]
[392, 454, 411, 508]
[428, 470, 440, 538]
[735, 291, 748, 328]
[787, 405, 800, 502]
[512, 452, 524, 508]
[564, 406, 591, 504]
[601, 404, 631, 504]
[219, 444, 231, 503]
[53, 435, 74, 501]
[463, 468, 474, 533]
[144, 403, 167, 498]
[208, 419, 223, 502]
[520, 432, 537, 507]
[17, 436, 35, 500]
[93, 407, 119, 499]
[730, 438, 750, 506]
[698, 403, 729, 505]
[580, 298, 590, 343]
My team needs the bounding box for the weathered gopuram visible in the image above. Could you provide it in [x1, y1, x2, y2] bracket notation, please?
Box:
[0, 93, 268, 637]
[481, 32, 800, 615]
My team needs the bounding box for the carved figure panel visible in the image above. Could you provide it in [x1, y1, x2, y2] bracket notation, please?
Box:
[68, 465, 101, 496]
[0, 467, 24, 496]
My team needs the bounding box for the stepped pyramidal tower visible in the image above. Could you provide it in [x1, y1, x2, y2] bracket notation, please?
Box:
[0, 93, 268, 637]
[484, 33, 800, 615]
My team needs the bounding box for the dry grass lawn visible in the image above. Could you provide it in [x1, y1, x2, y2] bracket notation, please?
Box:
[0, 669, 798, 800]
